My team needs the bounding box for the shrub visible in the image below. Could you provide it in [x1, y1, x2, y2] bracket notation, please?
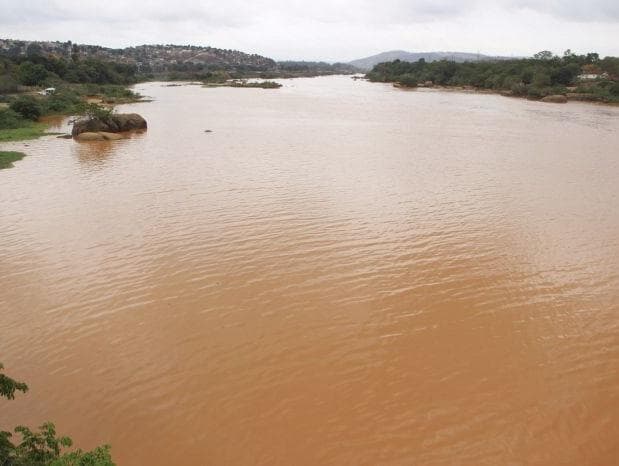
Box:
[10, 96, 43, 120]
[44, 90, 83, 114]
[80, 103, 113, 121]
[0, 108, 27, 129]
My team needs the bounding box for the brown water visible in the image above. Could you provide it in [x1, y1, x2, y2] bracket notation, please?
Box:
[1, 76, 619, 465]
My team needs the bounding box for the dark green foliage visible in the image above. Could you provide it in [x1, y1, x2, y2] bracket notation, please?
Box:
[2, 54, 137, 88]
[49, 445, 114, 466]
[366, 51, 619, 103]
[17, 61, 49, 86]
[0, 109, 27, 130]
[10, 96, 43, 120]
[550, 63, 580, 85]
[0, 363, 115, 465]
[0, 363, 28, 398]
[398, 74, 418, 87]
[43, 90, 84, 114]
[79, 103, 113, 121]
[11, 423, 73, 465]
[0, 74, 19, 93]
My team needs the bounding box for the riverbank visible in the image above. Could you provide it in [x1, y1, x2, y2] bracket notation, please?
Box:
[0, 122, 52, 142]
[367, 54, 619, 105]
[0, 84, 145, 166]
[390, 81, 619, 105]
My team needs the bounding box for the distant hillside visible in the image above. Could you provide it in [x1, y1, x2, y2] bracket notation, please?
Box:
[0, 39, 277, 73]
[349, 50, 511, 71]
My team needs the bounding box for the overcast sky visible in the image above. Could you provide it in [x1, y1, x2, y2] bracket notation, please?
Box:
[1, 0, 617, 61]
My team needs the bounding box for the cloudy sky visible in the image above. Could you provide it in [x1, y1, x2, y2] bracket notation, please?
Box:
[1, 0, 618, 61]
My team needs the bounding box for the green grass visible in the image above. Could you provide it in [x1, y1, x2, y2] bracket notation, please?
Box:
[0, 122, 49, 142]
[0, 150, 26, 169]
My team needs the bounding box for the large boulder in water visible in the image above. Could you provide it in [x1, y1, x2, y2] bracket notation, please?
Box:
[75, 132, 106, 141]
[72, 113, 147, 136]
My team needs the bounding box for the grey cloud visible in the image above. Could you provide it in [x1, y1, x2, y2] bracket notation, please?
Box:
[503, 0, 619, 22]
[0, 0, 617, 60]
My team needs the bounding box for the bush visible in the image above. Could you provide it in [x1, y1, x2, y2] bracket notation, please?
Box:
[510, 83, 528, 96]
[527, 86, 545, 99]
[0, 108, 27, 129]
[10, 96, 43, 120]
[0, 74, 19, 93]
[43, 90, 83, 114]
[80, 103, 113, 121]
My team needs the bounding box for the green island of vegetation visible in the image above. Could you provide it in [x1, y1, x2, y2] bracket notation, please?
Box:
[366, 50, 619, 103]
[202, 76, 282, 89]
[1, 362, 115, 465]
[0, 151, 26, 169]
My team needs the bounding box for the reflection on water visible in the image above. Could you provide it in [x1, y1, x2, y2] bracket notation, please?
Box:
[1, 76, 618, 465]
[72, 140, 117, 165]
[72, 131, 147, 166]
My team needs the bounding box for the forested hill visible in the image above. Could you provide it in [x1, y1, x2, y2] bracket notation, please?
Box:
[0, 39, 277, 73]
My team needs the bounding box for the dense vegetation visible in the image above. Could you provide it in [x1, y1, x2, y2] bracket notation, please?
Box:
[1, 362, 115, 465]
[0, 42, 138, 93]
[366, 50, 619, 103]
[0, 47, 143, 142]
[273, 61, 358, 78]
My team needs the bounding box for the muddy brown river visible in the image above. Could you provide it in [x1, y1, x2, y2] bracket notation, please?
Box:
[1, 76, 618, 465]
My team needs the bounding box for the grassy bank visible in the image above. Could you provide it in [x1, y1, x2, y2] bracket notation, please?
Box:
[0, 121, 50, 142]
[0, 150, 27, 169]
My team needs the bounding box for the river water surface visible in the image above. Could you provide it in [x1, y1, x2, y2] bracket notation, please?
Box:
[1, 76, 618, 465]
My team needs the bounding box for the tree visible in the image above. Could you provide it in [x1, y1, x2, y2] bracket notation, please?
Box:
[0, 363, 28, 400]
[17, 61, 49, 86]
[534, 50, 554, 60]
[0, 362, 115, 466]
[551, 63, 581, 86]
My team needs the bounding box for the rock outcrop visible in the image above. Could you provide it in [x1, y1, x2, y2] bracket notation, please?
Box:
[75, 131, 125, 141]
[541, 95, 568, 104]
[72, 113, 147, 137]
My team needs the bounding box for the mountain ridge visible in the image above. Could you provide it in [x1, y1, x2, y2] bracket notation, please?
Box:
[349, 50, 513, 71]
[0, 38, 277, 72]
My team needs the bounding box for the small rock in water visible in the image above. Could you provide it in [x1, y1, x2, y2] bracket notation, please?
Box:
[57, 134, 73, 139]
[204, 130, 213, 133]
